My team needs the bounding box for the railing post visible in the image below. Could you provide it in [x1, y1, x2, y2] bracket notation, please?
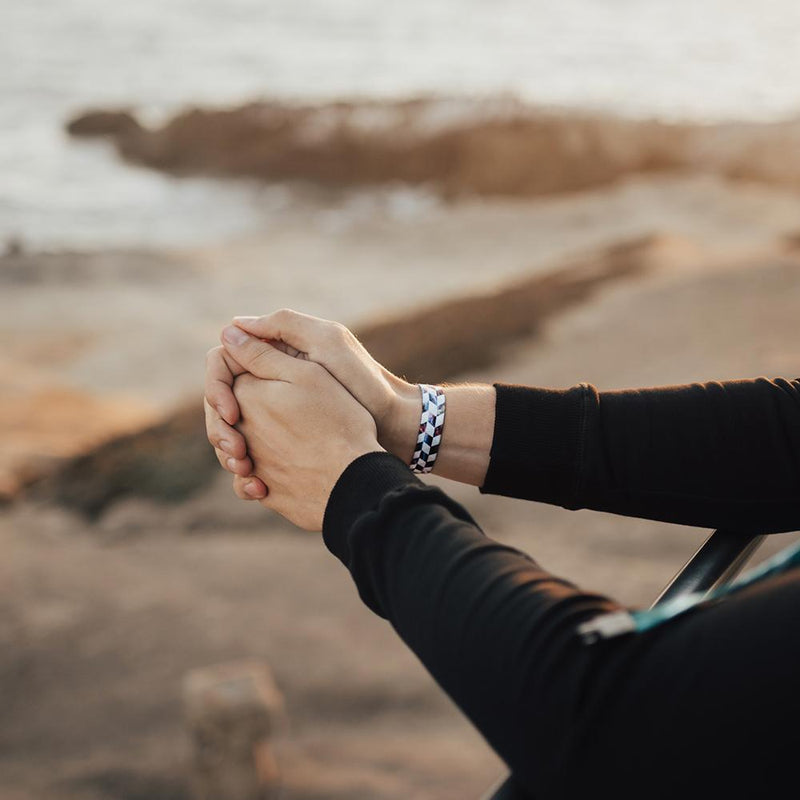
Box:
[651, 530, 765, 608]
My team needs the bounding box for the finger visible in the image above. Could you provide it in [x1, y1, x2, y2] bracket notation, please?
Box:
[205, 345, 249, 425]
[266, 339, 299, 358]
[214, 447, 254, 477]
[232, 309, 328, 356]
[204, 398, 247, 459]
[283, 343, 303, 359]
[232, 478, 251, 501]
[233, 311, 385, 411]
[233, 474, 269, 500]
[221, 326, 303, 382]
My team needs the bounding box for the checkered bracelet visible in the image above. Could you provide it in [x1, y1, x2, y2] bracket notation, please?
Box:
[409, 384, 446, 474]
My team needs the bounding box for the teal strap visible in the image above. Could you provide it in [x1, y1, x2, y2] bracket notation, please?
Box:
[578, 538, 800, 644]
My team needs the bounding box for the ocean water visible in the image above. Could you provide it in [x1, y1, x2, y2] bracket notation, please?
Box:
[2, 0, 800, 248]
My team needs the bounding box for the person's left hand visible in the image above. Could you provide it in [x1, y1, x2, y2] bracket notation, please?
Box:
[219, 325, 383, 531]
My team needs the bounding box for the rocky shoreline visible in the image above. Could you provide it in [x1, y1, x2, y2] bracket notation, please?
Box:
[68, 96, 800, 197]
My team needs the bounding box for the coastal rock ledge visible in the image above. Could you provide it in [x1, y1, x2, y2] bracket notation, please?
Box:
[67, 96, 800, 197]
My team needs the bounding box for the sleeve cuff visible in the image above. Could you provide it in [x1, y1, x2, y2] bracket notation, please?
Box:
[323, 451, 423, 562]
[480, 382, 591, 507]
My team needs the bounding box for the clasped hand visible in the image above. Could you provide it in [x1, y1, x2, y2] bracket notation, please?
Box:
[204, 310, 420, 531]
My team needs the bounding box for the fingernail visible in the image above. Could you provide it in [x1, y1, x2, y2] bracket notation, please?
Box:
[219, 439, 232, 454]
[223, 325, 248, 346]
[244, 481, 261, 497]
[233, 315, 259, 323]
[226, 457, 238, 470]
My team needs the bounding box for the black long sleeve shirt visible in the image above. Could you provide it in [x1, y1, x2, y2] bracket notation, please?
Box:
[321, 379, 800, 796]
[481, 379, 800, 533]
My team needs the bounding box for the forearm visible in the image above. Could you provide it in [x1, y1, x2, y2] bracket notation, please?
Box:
[322, 452, 621, 793]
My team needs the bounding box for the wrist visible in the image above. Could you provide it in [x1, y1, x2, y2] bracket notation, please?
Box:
[332, 438, 385, 490]
[423, 384, 495, 486]
[377, 381, 422, 464]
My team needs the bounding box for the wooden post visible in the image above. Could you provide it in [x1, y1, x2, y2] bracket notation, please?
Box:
[183, 661, 284, 800]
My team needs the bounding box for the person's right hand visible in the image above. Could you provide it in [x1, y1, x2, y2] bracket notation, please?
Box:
[205, 309, 422, 497]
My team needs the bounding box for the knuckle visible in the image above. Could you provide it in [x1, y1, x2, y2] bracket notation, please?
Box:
[304, 360, 326, 381]
[205, 382, 225, 406]
[322, 323, 343, 345]
[232, 375, 258, 405]
[252, 347, 274, 368]
[249, 349, 281, 378]
[205, 345, 224, 364]
[274, 308, 296, 323]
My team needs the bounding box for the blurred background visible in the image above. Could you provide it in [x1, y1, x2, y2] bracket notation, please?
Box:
[3, 2, 800, 798]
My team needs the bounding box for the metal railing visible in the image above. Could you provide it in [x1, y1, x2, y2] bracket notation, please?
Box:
[650, 529, 765, 608]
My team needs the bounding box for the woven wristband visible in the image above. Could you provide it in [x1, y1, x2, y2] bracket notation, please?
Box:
[409, 384, 446, 473]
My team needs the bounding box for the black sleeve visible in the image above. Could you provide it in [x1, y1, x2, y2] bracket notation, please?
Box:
[322, 451, 622, 794]
[481, 378, 800, 533]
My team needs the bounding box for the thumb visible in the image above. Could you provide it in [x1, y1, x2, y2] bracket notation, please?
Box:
[221, 325, 301, 382]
